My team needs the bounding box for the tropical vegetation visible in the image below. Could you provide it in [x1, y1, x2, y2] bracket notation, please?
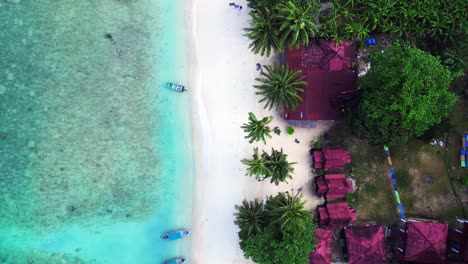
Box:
[254, 64, 306, 111]
[275, 1, 319, 48]
[234, 192, 316, 264]
[241, 112, 273, 144]
[242, 147, 296, 185]
[351, 42, 457, 145]
[244, 1, 320, 56]
[244, 8, 280, 57]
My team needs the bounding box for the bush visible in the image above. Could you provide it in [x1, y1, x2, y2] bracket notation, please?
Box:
[287, 126, 295, 135]
[315, 169, 325, 176]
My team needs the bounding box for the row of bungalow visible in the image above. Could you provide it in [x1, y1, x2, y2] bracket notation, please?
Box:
[310, 219, 468, 264]
[312, 145, 356, 227]
[283, 40, 467, 263]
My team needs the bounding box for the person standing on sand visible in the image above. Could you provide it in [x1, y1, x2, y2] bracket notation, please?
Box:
[256, 63, 261, 71]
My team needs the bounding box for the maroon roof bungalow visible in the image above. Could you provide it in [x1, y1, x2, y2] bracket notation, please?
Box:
[283, 39, 357, 122]
[447, 219, 468, 263]
[309, 228, 334, 264]
[316, 173, 353, 199]
[317, 201, 356, 227]
[312, 146, 351, 172]
[345, 225, 387, 264]
[394, 220, 448, 263]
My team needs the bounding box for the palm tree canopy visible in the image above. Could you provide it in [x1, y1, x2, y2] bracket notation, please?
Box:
[234, 199, 267, 239]
[254, 64, 306, 111]
[263, 148, 296, 185]
[244, 8, 281, 56]
[241, 112, 273, 144]
[275, 1, 319, 48]
[267, 192, 311, 232]
[242, 147, 271, 179]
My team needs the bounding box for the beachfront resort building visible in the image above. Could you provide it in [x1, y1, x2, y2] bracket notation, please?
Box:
[282, 39, 357, 127]
[309, 228, 335, 264]
[312, 145, 351, 172]
[391, 220, 448, 263]
[343, 225, 387, 264]
[316, 201, 356, 227]
[315, 173, 353, 200]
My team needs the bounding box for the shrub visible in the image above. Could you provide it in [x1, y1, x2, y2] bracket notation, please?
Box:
[287, 126, 295, 135]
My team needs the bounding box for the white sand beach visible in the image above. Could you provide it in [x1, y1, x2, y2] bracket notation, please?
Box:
[190, 1, 329, 262]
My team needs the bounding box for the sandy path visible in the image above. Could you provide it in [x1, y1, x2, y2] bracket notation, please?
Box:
[189, 1, 329, 263]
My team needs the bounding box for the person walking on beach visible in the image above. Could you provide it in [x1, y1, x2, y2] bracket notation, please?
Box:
[239, 5, 243, 11]
[256, 63, 262, 72]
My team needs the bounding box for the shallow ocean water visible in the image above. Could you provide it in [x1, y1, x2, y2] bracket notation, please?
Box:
[0, 1, 192, 263]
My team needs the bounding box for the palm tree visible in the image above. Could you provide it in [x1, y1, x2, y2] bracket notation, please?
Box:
[263, 148, 296, 185]
[254, 64, 306, 111]
[267, 191, 311, 232]
[234, 199, 267, 239]
[244, 8, 281, 57]
[241, 112, 273, 144]
[275, 1, 319, 48]
[242, 147, 271, 180]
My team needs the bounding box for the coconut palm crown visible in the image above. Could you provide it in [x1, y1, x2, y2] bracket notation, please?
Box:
[234, 199, 267, 239]
[241, 112, 273, 144]
[275, 1, 319, 48]
[264, 148, 296, 185]
[244, 8, 281, 57]
[254, 63, 306, 111]
[267, 191, 311, 232]
[242, 147, 271, 180]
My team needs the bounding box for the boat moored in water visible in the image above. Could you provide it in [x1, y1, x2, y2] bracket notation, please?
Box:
[162, 229, 189, 240]
[164, 257, 186, 264]
[166, 82, 186, 92]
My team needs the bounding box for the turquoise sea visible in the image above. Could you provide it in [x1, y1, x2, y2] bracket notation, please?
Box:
[0, 1, 192, 263]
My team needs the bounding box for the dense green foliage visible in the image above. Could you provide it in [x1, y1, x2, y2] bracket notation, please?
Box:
[254, 64, 306, 111]
[352, 42, 457, 145]
[234, 199, 268, 239]
[234, 192, 316, 264]
[244, 1, 319, 56]
[319, 0, 467, 47]
[241, 112, 273, 144]
[242, 148, 296, 185]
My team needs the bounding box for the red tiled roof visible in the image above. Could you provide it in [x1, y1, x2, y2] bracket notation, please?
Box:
[313, 146, 351, 172]
[325, 174, 353, 199]
[283, 39, 357, 121]
[405, 221, 448, 263]
[345, 225, 387, 264]
[309, 228, 335, 264]
[316, 177, 328, 197]
[318, 202, 356, 227]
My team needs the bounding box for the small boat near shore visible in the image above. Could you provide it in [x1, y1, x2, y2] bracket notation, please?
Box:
[166, 82, 186, 92]
[162, 229, 189, 240]
[164, 257, 186, 264]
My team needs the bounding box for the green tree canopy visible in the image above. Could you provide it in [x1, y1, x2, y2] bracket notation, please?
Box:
[234, 192, 316, 264]
[254, 64, 306, 111]
[241, 112, 273, 144]
[234, 199, 268, 240]
[352, 42, 457, 145]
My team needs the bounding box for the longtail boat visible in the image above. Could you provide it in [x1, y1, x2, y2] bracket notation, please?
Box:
[166, 82, 186, 92]
[162, 229, 189, 240]
[164, 258, 186, 264]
